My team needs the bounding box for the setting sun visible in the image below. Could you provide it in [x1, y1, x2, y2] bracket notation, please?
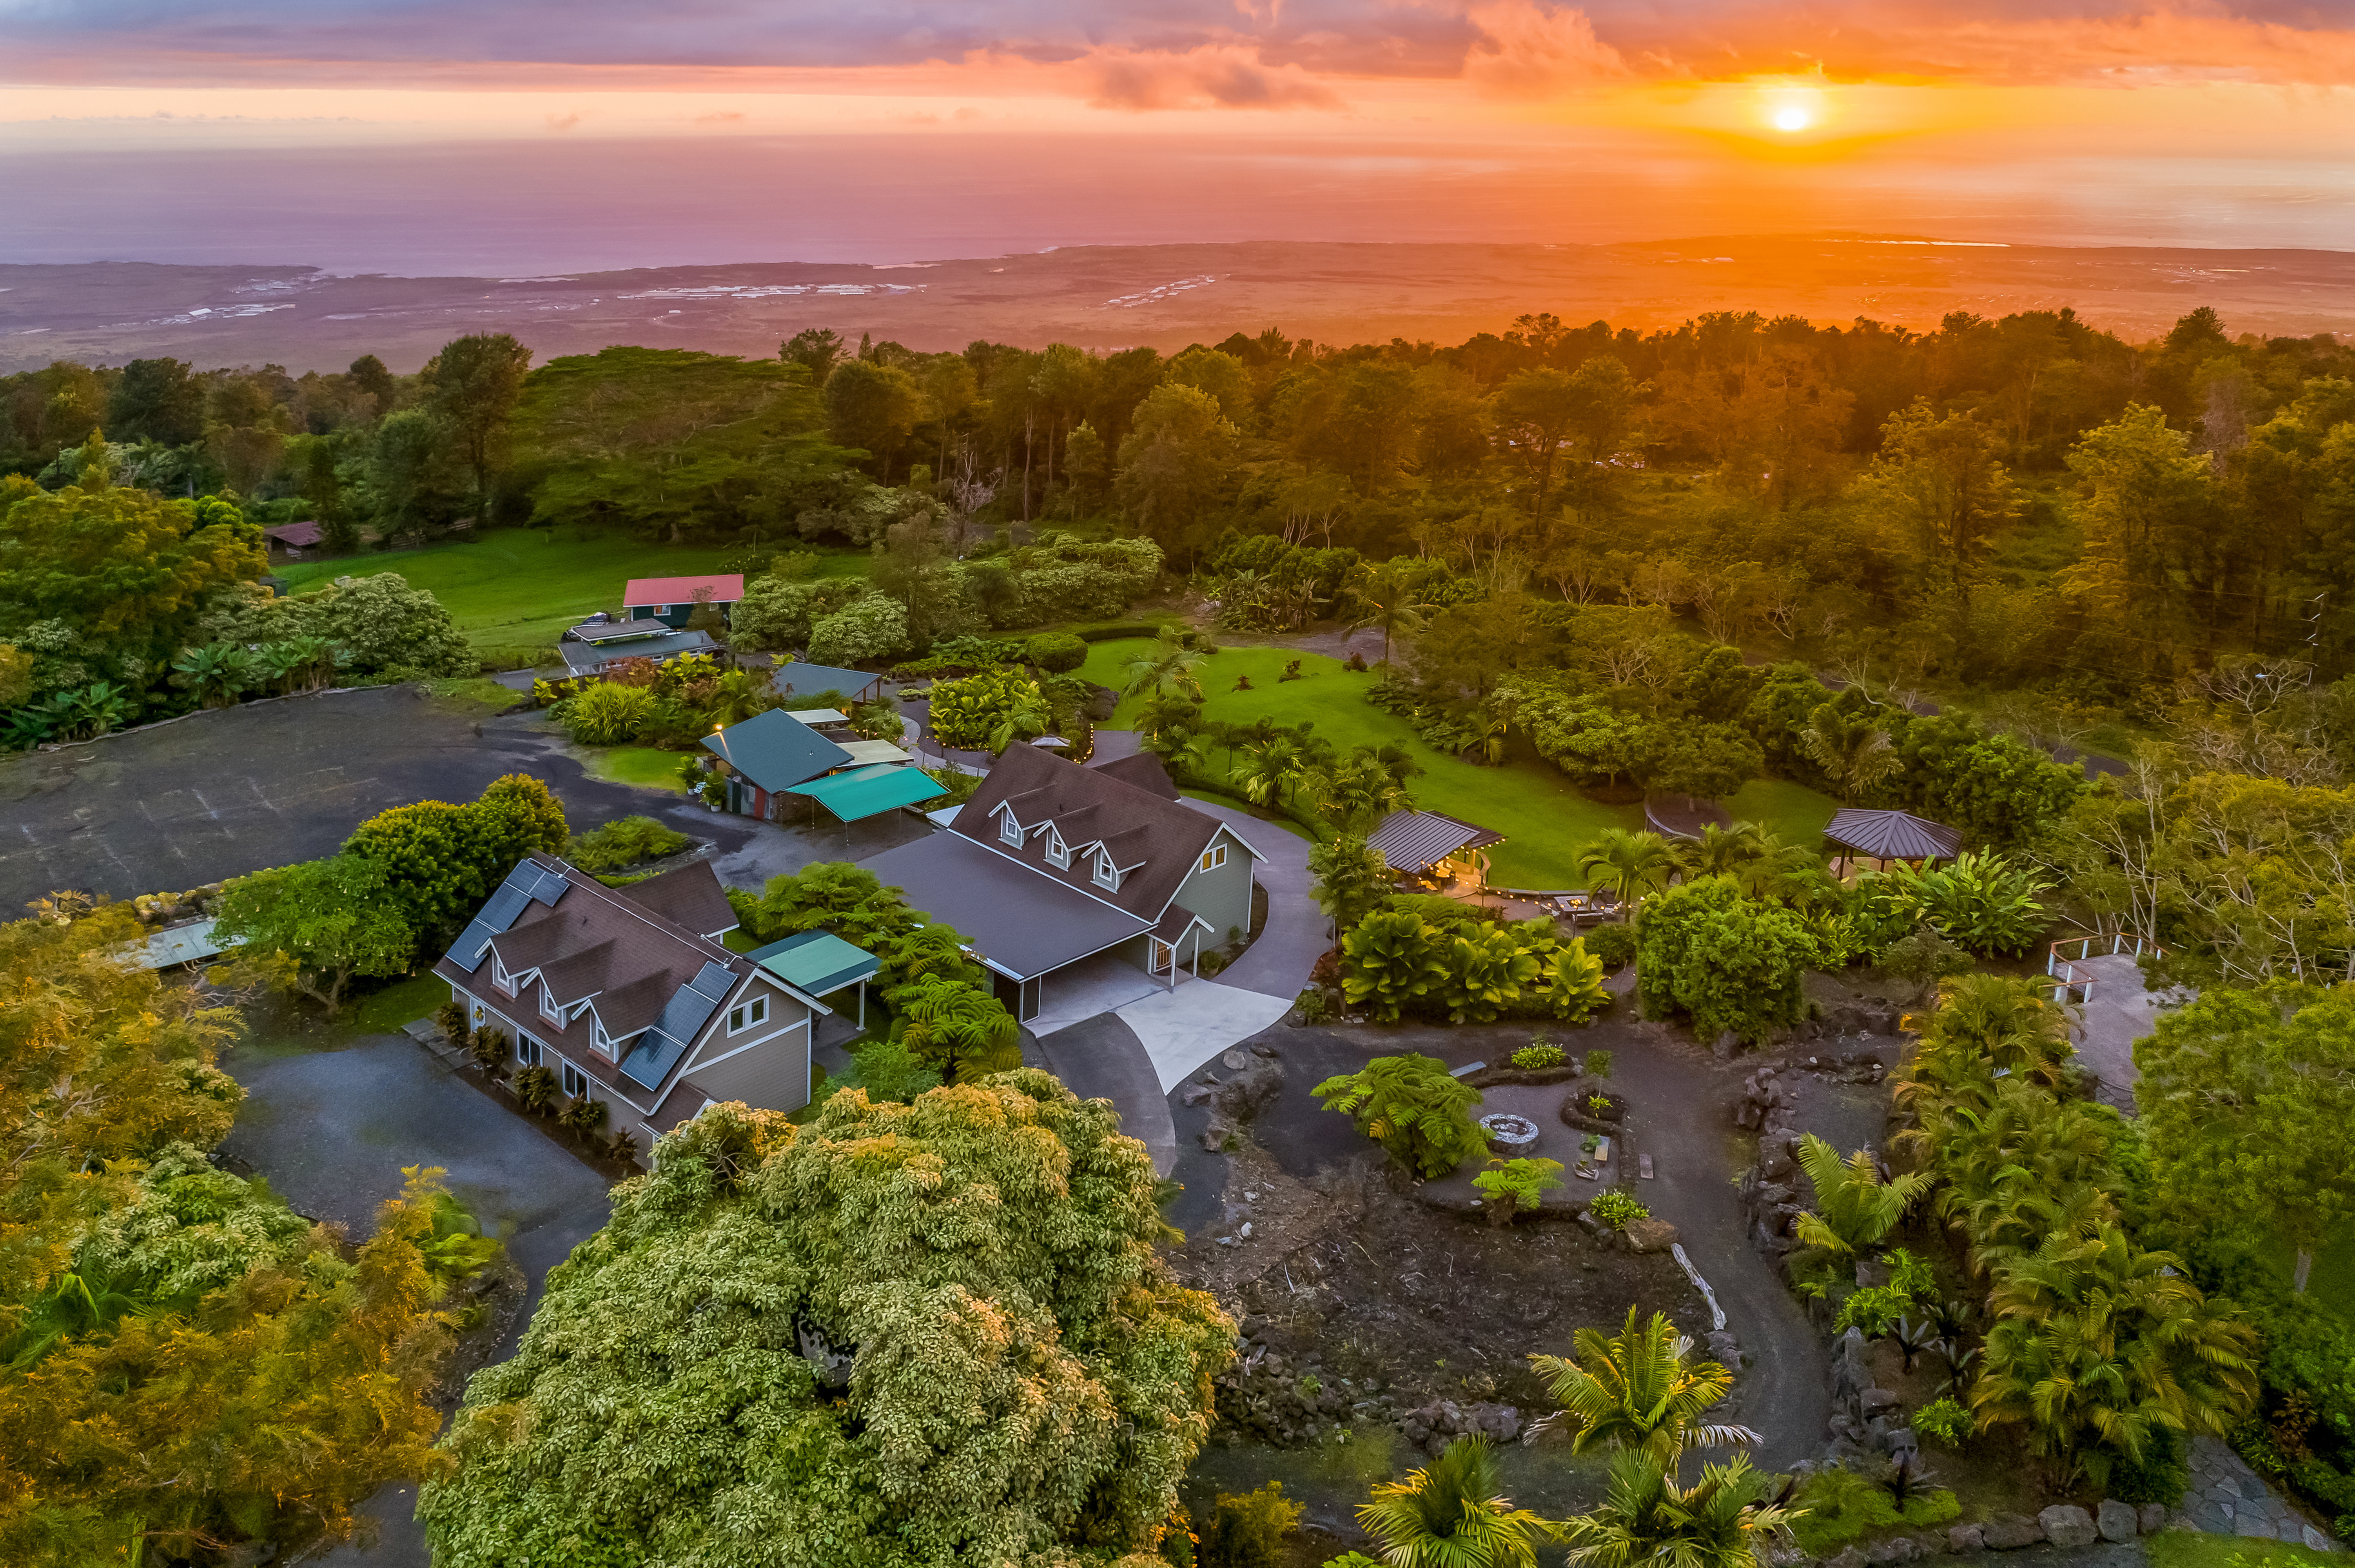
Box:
[1771, 105, 1813, 133]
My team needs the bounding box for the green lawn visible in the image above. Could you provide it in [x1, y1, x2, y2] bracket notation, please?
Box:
[1082, 640, 1840, 890]
[583, 746, 693, 793]
[2148, 1530, 2341, 1568]
[344, 972, 448, 1035]
[278, 532, 867, 653]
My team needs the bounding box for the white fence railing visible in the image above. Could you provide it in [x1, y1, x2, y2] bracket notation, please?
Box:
[2040, 933, 2164, 1005]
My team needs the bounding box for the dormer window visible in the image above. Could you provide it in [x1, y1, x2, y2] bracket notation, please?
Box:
[1045, 828, 1069, 868]
[541, 987, 562, 1023]
[1000, 811, 1022, 846]
[1094, 853, 1118, 891]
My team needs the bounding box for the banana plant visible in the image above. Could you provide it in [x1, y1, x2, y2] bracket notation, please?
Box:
[172, 642, 258, 708]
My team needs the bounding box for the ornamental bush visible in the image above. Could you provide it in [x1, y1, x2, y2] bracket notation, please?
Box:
[728, 575, 865, 653]
[558, 680, 655, 744]
[806, 592, 909, 667]
[1584, 921, 1638, 969]
[418, 1083, 1233, 1567]
[1024, 630, 1087, 673]
[1866, 851, 2051, 958]
[929, 665, 1045, 751]
[1589, 1189, 1649, 1230]
[1635, 876, 1811, 1045]
[1512, 1042, 1566, 1070]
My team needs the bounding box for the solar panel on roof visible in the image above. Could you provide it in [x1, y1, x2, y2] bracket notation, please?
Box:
[621, 962, 740, 1091]
[526, 863, 570, 905]
[480, 883, 529, 929]
[450, 920, 497, 970]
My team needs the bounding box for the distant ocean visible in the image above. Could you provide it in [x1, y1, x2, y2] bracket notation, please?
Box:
[2, 132, 2348, 274]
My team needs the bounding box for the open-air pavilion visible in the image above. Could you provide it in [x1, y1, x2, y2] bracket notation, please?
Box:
[1369, 808, 1506, 899]
[1823, 807, 1962, 879]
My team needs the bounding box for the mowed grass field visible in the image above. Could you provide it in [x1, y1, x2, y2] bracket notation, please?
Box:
[1080, 640, 1841, 889]
[278, 531, 868, 653]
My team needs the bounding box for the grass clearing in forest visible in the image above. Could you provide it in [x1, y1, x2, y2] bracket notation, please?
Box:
[278, 530, 867, 652]
[1081, 639, 1841, 890]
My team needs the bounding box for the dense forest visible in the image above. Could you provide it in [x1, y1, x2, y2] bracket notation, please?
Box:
[4, 304, 2354, 749]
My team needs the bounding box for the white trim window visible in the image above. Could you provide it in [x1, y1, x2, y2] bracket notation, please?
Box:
[1094, 853, 1118, 891]
[1045, 828, 1069, 868]
[1199, 844, 1228, 873]
[517, 1033, 544, 1067]
[728, 995, 770, 1034]
[541, 986, 562, 1023]
[562, 1061, 588, 1098]
[1000, 811, 1022, 846]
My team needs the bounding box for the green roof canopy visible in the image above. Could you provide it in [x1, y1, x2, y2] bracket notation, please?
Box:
[786, 763, 946, 822]
[747, 931, 878, 996]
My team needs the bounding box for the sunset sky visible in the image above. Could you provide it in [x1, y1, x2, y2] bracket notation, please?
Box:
[4, 1, 2352, 270]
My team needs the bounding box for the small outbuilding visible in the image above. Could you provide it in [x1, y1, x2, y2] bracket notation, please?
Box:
[748, 931, 879, 1032]
[559, 619, 722, 677]
[787, 763, 947, 825]
[1823, 807, 1962, 878]
[262, 520, 325, 558]
[770, 661, 885, 705]
[702, 708, 856, 820]
[624, 575, 744, 628]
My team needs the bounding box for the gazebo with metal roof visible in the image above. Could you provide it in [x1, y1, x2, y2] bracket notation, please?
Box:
[1823, 808, 1962, 877]
[748, 931, 879, 1030]
[1368, 809, 1507, 879]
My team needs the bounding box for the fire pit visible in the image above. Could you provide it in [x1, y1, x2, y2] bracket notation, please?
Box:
[1480, 1112, 1541, 1157]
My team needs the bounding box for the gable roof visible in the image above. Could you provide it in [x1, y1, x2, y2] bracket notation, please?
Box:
[613, 860, 738, 938]
[624, 574, 744, 607]
[1088, 751, 1181, 800]
[559, 627, 720, 675]
[263, 520, 323, 546]
[702, 708, 855, 792]
[1368, 809, 1506, 875]
[432, 854, 771, 1108]
[948, 743, 1244, 922]
[860, 831, 1155, 980]
[771, 662, 883, 701]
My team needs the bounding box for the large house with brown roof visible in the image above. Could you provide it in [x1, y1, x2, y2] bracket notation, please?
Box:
[434, 855, 825, 1152]
[860, 745, 1259, 1022]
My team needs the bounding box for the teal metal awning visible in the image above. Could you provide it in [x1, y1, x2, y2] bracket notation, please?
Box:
[786, 763, 946, 823]
[747, 931, 878, 996]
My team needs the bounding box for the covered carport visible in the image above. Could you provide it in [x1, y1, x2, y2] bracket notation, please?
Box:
[785, 763, 947, 833]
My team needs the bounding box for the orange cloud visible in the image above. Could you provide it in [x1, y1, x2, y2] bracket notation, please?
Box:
[1463, 0, 1629, 97]
[1087, 45, 1345, 110]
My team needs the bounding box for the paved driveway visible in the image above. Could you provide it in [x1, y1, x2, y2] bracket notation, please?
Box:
[1176, 796, 1327, 1005]
[222, 1032, 615, 1566]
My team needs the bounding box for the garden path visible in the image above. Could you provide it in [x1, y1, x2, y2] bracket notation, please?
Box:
[2068, 953, 2186, 1113]
[2175, 1435, 2339, 1550]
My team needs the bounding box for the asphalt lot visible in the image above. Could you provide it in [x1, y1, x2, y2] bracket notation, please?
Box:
[0, 685, 923, 910]
[221, 1029, 616, 1567]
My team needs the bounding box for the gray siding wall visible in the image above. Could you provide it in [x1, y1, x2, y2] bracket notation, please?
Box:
[688, 1024, 813, 1113]
[1172, 828, 1255, 939]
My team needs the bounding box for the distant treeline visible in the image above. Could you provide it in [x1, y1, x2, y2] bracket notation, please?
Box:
[6, 305, 2355, 694]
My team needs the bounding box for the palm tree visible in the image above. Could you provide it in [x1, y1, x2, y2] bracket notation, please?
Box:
[1973, 1221, 2259, 1489]
[1346, 561, 1431, 666]
[1576, 829, 1677, 922]
[1675, 822, 1767, 880]
[1527, 1307, 1758, 1462]
[1798, 703, 1900, 802]
[1356, 1437, 1557, 1568]
[706, 668, 769, 728]
[1560, 1450, 1798, 1568]
[1236, 737, 1309, 808]
[1792, 1135, 1931, 1266]
[1308, 752, 1415, 833]
[1119, 626, 1206, 701]
[986, 686, 1052, 753]
[1733, 833, 1823, 903]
